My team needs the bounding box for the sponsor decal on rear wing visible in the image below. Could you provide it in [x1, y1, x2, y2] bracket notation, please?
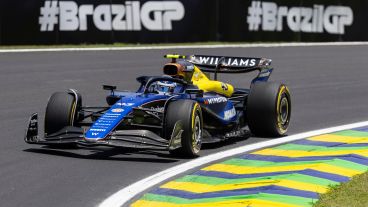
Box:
[188, 55, 272, 73]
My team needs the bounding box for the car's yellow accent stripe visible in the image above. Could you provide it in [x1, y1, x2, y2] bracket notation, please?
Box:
[191, 66, 234, 97]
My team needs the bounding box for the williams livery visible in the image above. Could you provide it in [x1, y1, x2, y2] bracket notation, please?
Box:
[25, 54, 291, 157]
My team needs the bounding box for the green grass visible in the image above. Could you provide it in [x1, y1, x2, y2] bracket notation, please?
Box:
[314, 172, 368, 207]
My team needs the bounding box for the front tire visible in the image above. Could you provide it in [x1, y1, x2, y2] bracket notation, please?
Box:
[44, 92, 81, 136]
[165, 100, 203, 157]
[246, 82, 291, 137]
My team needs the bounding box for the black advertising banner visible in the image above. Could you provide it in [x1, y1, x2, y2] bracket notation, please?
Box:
[240, 0, 368, 42]
[1, 0, 368, 45]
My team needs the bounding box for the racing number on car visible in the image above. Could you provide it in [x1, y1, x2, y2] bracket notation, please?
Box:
[221, 83, 228, 91]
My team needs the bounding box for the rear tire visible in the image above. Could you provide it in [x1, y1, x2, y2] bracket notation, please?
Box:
[246, 82, 291, 137]
[44, 92, 81, 136]
[165, 100, 203, 158]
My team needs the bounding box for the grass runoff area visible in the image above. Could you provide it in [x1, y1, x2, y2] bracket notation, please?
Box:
[314, 172, 368, 207]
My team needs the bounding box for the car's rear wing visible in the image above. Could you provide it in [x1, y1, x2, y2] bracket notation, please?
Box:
[164, 54, 273, 83]
[188, 55, 272, 73]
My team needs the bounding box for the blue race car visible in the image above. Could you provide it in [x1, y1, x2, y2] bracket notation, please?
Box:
[25, 54, 291, 157]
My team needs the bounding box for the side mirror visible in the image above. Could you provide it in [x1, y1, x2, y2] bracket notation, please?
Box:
[103, 85, 117, 91]
[103, 85, 117, 95]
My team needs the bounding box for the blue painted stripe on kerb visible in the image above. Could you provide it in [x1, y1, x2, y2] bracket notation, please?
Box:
[239, 154, 368, 166]
[194, 169, 349, 183]
[153, 185, 319, 199]
[292, 139, 368, 147]
[352, 127, 368, 132]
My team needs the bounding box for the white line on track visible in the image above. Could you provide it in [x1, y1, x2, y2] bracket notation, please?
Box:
[99, 120, 368, 207]
[1, 41, 368, 53]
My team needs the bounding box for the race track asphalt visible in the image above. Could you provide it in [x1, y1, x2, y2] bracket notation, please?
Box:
[1, 45, 368, 207]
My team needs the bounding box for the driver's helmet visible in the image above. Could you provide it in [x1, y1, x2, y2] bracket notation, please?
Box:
[163, 60, 195, 82]
[151, 80, 177, 95]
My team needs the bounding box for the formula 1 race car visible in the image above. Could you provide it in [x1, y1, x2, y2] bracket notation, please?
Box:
[25, 54, 291, 157]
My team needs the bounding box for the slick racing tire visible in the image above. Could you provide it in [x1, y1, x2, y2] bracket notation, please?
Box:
[44, 92, 82, 136]
[246, 82, 291, 137]
[165, 100, 203, 158]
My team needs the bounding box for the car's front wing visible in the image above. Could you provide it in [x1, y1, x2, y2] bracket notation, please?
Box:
[24, 113, 182, 151]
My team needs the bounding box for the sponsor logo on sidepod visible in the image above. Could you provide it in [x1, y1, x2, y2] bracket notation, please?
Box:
[116, 102, 134, 106]
[204, 97, 227, 105]
[224, 108, 236, 120]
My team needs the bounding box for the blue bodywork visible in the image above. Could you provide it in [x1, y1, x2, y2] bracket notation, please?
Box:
[84, 63, 274, 141]
[85, 89, 237, 140]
